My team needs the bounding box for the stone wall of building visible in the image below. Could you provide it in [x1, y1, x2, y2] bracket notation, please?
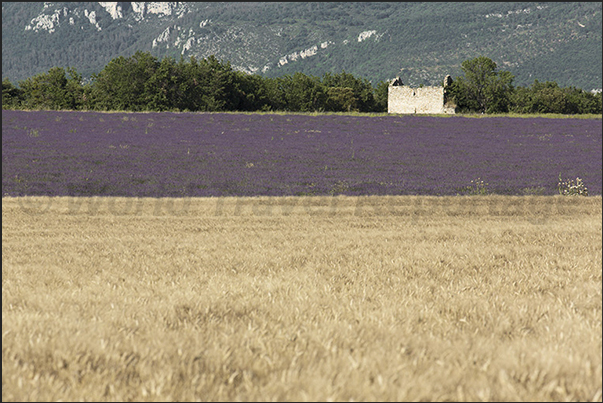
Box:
[388, 76, 455, 114]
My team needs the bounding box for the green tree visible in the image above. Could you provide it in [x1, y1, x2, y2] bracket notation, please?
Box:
[145, 56, 180, 111]
[562, 86, 602, 114]
[173, 55, 210, 111]
[2, 78, 24, 109]
[510, 80, 566, 114]
[267, 73, 325, 112]
[263, 76, 288, 111]
[448, 56, 514, 113]
[484, 70, 514, 113]
[90, 51, 160, 111]
[171, 54, 241, 112]
[373, 79, 390, 112]
[231, 71, 271, 111]
[18, 67, 84, 110]
[325, 87, 358, 112]
[321, 71, 376, 112]
[510, 80, 602, 114]
[204, 55, 239, 111]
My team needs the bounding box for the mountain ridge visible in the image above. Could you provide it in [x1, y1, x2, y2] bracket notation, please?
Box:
[2, 2, 602, 90]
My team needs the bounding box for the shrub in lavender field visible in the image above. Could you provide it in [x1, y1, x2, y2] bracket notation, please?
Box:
[460, 178, 490, 195]
[558, 173, 589, 196]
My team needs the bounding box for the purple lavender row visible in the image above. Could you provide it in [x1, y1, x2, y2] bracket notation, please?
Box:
[2, 110, 601, 197]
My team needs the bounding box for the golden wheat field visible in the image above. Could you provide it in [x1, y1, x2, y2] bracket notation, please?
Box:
[2, 195, 602, 402]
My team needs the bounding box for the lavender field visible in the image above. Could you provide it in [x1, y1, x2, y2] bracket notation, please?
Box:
[2, 110, 601, 197]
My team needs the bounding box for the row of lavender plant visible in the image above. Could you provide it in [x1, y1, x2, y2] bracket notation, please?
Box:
[2, 110, 601, 197]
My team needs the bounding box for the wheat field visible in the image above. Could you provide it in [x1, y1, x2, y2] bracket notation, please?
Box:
[2, 195, 602, 402]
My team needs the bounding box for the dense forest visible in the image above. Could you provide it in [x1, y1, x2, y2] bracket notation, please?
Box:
[3, 2, 601, 90]
[2, 52, 602, 115]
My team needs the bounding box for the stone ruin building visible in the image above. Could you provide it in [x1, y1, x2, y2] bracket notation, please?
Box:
[388, 75, 456, 114]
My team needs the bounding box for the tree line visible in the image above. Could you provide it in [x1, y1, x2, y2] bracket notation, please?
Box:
[2, 52, 601, 114]
[446, 56, 602, 114]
